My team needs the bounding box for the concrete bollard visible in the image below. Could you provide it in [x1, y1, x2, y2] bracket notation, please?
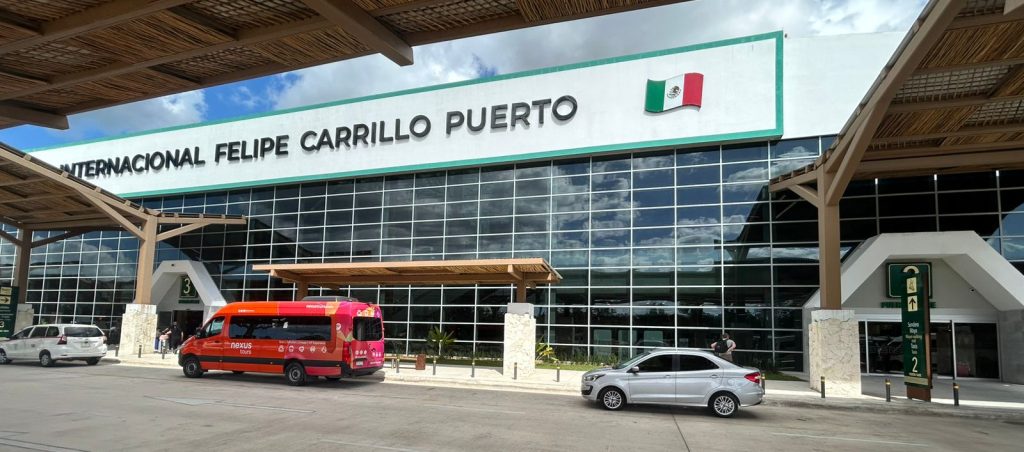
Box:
[954, 383, 960, 407]
[471, 359, 475, 378]
[432, 357, 437, 376]
[161, 345, 166, 360]
[514, 362, 518, 380]
[820, 376, 825, 399]
[395, 359, 400, 374]
[885, 378, 891, 402]
[114, 345, 118, 357]
[556, 365, 560, 383]
[137, 345, 142, 358]
[760, 372, 766, 391]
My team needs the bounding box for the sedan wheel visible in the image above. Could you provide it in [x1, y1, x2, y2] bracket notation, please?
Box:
[600, 388, 626, 411]
[0, 349, 8, 364]
[710, 393, 739, 418]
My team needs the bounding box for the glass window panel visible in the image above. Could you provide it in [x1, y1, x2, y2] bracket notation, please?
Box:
[772, 221, 817, 243]
[381, 239, 411, 255]
[297, 227, 324, 243]
[634, 208, 674, 227]
[633, 248, 674, 266]
[515, 215, 549, 233]
[677, 246, 720, 265]
[447, 201, 479, 219]
[415, 187, 445, 204]
[592, 172, 630, 191]
[591, 308, 630, 325]
[723, 266, 771, 286]
[773, 287, 817, 307]
[939, 191, 998, 214]
[551, 249, 588, 267]
[327, 180, 353, 195]
[445, 236, 476, 254]
[878, 176, 934, 194]
[445, 169, 478, 185]
[355, 177, 383, 192]
[479, 217, 513, 234]
[384, 223, 411, 239]
[413, 237, 443, 255]
[516, 163, 551, 179]
[723, 245, 771, 264]
[353, 208, 381, 224]
[633, 188, 673, 207]
[552, 175, 589, 194]
[327, 194, 353, 210]
[513, 233, 548, 250]
[516, 179, 550, 197]
[325, 211, 352, 226]
[446, 219, 477, 236]
[446, 184, 478, 202]
[480, 166, 514, 182]
[592, 230, 630, 248]
[552, 288, 588, 305]
[414, 221, 444, 237]
[592, 191, 630, 210]
[774, 265, 818, 285]
[384, 189, 413, 206]
[554, 158, 590, 176]
[940, 214, 1000, 237]
[632, 328, 676, 348]
[516, 198, 550, 215]
[352, 240, 379, 256]
[592, 249, 630, 267]
[677, 205, 720, 225]
[677, 146, 720, 166]
[880, 217, 936, 234]
[722, 183, 767, 203]
[633, 151, 674, 170]
[354, 192, 383, 208]
[553, 231, 588, 249]
[633, 227, 674, 247]
[553, 194, 589, 212]
[676, 329, 723, 349]
[770, 138, 818, 159]
[722, 162, 768, 183]
[677, 186, 720, 206]
[591, 210, 629, 229]
[593, 155, 630, 173]
[676, 165, 719, 186]
[1000, 189, 1024, 213]
[273, 214, 298, 229]
[591, 287, 629, 306]
[480, 181, 513, 199]
[722, 142, 768, 162]
[725, 308, 770, 328]
[770, 158, 816, 179]
[677, 287, 721, 306]
[634, 169, 674, 188]
[414, 204, 445, 220]
[677, 266, 721, 285]
[383, 175, 414, 190]
[723, 203, 768, 223]
[840, 197, 876, 218]
[677, 308, 722, 327]
[938, 172, 996, 191]
[1003, 213, 1024, 236]
[840, 219, 878, 241]
[383, 206, 412, 223]
[299, 212, 325, 227]
[479, 235, 512, 252]
[729, 330, 772, 350]
[774, 309, 802, 330]
[415, 172, 445, 187]
[677, 225, 721, 245]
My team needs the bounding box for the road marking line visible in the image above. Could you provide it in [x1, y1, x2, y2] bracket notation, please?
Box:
[422, 403, 525, 415]
[0, 438, 86, 452]
[218, 402, 314, 413]
[320, 439, 422, 451]
[147, 396, 313, 413]
[770, 432, 928, 447]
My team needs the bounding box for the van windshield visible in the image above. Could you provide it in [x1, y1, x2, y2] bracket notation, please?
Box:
[612, 352, 651, 370]
[65, 326, 103, 337]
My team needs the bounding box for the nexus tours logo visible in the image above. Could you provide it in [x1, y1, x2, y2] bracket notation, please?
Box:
[645, 73, 704, 113]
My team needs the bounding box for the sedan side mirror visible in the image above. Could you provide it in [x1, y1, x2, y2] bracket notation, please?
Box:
[629, 366, 640, 374]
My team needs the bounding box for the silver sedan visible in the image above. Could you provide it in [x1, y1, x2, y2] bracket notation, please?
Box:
[580, 348, 764, 417]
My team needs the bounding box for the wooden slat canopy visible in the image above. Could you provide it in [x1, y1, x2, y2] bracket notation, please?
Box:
[0, 0, 691, 130]
[771, 0, 1024, 204]
[255, 258, 561, 302]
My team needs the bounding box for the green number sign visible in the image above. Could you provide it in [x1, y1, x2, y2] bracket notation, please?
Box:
[0, 285, 19, 339]
[180, 276, 199, 301]
[900, 266, 931, 388]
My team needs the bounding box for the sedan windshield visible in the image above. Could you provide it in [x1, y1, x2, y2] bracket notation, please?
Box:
[612, 351, 651, 370]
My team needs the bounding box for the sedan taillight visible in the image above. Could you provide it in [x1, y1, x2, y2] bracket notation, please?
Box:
[744, 372, 762, 384]
[56, 335, 67, 345]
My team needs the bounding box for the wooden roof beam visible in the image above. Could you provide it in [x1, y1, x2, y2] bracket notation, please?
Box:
[1009, 0, 1024, 15]
[300, 0, 413, 66]
[858, 148, 1024, 174]
[870, 122, 1024, 144]
[0, 102, 67, 129]
[0, 10, 40, 37]
[888, 93, 1024, 114]
[0, 0, 192, 55]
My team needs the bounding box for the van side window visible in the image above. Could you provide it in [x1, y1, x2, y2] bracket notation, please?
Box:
[29, 327, 47, 338]
[11, 328, 30, 339]
[207, 317, 225, 337]
[228, 316, 254, 339]
[230, 316, 331, 341]
[45, 326, 60, 337]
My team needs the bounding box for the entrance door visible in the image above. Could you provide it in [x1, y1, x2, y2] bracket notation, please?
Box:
[173, 310, 204, 340]
[860, 320, 999, 379]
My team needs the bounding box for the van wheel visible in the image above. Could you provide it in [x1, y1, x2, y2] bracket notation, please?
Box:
[39, 351, 54, 367]
[86, 358, 100, 366]
[0, 349, 8, 364]
[599, 387, 626, 410]
[182, 356, 204, 378]
[286, 362, 307, 386]
[709, 392, 739, 418]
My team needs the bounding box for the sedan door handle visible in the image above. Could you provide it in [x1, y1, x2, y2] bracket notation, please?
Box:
[710, 374, 718, 378]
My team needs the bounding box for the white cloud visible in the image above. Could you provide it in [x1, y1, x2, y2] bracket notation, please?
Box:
[62, 90, 207, 137]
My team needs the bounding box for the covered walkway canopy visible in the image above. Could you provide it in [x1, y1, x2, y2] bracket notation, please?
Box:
[0, 141, 245, 306]
[254, 258, 562, 302]
[770, 0, 1024, 310]
[0, 0, 691, 130]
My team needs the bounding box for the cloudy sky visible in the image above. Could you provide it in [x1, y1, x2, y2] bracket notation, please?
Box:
[0, 0, 926, 150]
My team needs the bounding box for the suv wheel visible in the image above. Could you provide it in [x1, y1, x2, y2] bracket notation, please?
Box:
[285, 362, 307, 386]
[182, 356, 204, 378]
[599, 387, 626, 410]
[39, 351, 54, 367]
[86, 358, 100, 366]
[709, 392, 739, 418]
[0, 349, 8, 364]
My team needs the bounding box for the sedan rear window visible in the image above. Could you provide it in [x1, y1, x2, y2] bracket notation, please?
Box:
[65, 327, 103, 337]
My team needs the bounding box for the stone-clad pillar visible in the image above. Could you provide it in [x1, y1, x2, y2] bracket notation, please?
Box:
[118, 304, 158, 355]
[503, 303, 535, 378]
[14, 304, 34, 333]
[808, 309, 861, 397]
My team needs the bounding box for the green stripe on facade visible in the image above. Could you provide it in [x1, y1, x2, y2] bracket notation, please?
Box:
[645, 79, 666, 113]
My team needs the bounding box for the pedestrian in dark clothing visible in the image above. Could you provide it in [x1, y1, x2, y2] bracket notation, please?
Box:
[170, 322, 183, 353]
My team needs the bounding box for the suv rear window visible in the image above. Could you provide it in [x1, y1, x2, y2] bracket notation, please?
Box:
[65, 326, 103, 337]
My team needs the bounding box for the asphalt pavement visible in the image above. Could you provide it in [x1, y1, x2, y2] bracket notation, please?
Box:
[2, 360, 1023, 451]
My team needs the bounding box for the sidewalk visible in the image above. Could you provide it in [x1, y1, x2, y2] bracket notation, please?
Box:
[109, 354, 1024, 420]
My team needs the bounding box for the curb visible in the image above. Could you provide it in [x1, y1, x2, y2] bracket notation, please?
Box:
[383, 374, 579, 396]
[763, 395, 1024, 421]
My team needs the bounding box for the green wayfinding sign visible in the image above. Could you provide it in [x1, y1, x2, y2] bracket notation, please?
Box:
[180, 276, 200, 304]
[0, 285, 20, 339]
[887, 263, 931, 299]
[900, 266, 931, 389]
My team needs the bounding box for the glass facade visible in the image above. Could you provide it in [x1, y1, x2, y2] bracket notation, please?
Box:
[3, 135, 1023, 370]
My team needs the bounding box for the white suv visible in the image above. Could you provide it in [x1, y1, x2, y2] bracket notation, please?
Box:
[0, 324, 108, 366]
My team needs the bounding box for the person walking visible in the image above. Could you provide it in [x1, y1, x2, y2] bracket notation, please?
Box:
[711, 333, 737, 363]
[169, 322, 183, 354]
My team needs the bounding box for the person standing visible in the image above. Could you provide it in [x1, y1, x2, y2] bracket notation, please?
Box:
[711, 333, 737, 362]
[169, 322, 183, 353]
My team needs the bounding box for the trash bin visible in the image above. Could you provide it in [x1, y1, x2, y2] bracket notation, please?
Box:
[415, 354, 426, 370]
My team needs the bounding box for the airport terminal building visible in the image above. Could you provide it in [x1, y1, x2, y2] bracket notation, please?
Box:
[6, 31, 1022, 378]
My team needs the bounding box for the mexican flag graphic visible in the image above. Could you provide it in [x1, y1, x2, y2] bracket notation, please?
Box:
[645, 72, 704, 113]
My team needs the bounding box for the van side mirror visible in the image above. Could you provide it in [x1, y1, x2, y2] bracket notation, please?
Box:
[629, 366, 640, 374]
[195, 330, 205, 339]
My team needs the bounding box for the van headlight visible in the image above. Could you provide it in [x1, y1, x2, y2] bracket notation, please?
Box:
[583, 373, 604, 382]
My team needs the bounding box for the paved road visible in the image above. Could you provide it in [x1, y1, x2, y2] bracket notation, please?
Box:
[1, 361, 1022, 452]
